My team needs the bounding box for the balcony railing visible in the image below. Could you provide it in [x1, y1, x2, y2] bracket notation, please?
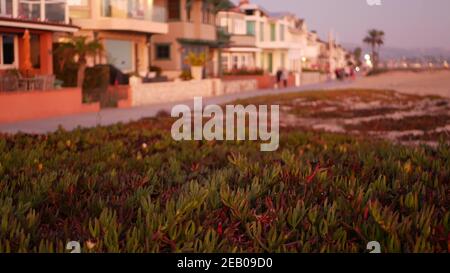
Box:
[101, 0, 167, 23]
[0, 0, 68, 24]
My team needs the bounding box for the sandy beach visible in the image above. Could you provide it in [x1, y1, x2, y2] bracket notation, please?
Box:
[346, 70, 450, 98]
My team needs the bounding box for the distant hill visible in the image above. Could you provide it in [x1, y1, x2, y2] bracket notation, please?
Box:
[342, 43, 450, 60]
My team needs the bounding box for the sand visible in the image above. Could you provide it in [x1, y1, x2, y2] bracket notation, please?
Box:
[346, 70, 450, 98]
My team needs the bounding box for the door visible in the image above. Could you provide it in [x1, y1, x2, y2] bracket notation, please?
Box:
[267, 53, 273, 74]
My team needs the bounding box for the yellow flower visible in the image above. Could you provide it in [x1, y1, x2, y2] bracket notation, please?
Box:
[86, 240, 96, 250]
[403, 161, 412, 174]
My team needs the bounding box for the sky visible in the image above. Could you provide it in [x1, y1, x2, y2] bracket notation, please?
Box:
[231, 0, 450, 50]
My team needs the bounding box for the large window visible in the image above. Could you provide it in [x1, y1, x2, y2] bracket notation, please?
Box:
[167, 0, 180, 20]
[18, 0, 67, 23]
[0, 0, 13, 17]
[19, 0, 41, 21]
[155, 44, 170, 60]
[45, 0, 66, 22]
[246, 21, 255, 36]
[0, 34, 15, 67]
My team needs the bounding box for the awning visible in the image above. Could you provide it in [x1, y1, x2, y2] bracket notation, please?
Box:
[0, 17, 79, 33]
[177, 38, 221, 47]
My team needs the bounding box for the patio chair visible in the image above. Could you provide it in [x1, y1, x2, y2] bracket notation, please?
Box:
[33, 75, 45, 91]
[44, 75, 55, 90]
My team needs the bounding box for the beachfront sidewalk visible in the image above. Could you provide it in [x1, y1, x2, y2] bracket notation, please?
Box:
[0, 80, 350, 134]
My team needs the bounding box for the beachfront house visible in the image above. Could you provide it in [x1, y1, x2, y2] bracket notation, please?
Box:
[68, 0, 169, 76]
[216, 7, 259, 72]
[150, 0, 219, 80]
[0, 0, 78, 88]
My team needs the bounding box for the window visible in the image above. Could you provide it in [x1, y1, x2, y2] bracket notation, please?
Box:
[167, 0, 180, 20]
[202, 0, 212, 24]
[270, 23, 276, 41]
[186, 5, 191, 21]
[246, 21, 255, 36]
[17, 0, 67, 23]
[202, 0, 207, 23]
[186, 0, 193, 21]
[244, 10, 254, 16]
[0, 34, 15, 66]
[0, 0, 13, 17]
[45, 0, 66, 23]
[267, 53, 273, 73]
[259, 22, 264, 42]
[19, 0, 41, 21]
[232, 55, 238, 69]
[221, 55, 229, 71]
[241, 55, 246, 68]
[280, 24, 285, 41]
[155, 44, 170, 60]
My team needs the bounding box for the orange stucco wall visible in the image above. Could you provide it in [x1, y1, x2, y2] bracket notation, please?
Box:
[0, 88, 100, 124]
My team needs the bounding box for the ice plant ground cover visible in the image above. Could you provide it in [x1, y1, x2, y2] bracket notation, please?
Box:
[0, 89, 448, 253]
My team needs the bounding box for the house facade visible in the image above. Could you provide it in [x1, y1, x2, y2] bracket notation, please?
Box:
[235, 0, 314, 75]
[68, 0, 168, 75]
[150, 0, 218, 79]
[216, 8, 259, 72]
[0, 0, 78, 75]
[237, 1, 288, 75]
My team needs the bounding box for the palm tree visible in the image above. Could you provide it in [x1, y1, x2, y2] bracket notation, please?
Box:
[55, 36, 103, 88]
[353, 47, 363, 67]
[363, 29, 385, 69]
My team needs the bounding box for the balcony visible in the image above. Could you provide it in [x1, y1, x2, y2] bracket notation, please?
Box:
[70, 0, 168, 35]
[229, 34, 256, 48]
[0, 0, 69, 24]
[101, 0, 167, 23]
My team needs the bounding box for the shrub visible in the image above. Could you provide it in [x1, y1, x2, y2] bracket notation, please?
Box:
[179, 69, 193, 81]
[83, 65, 110, 103]
[0, 119, 448, 253]
[224, 68, 264, 76]
[184, 52, 207, 67]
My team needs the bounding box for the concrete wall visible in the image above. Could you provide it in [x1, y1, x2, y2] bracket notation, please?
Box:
[128, 78, 257, 106]
[301, 72, 328, 85]
[0, 88, 99, 123]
